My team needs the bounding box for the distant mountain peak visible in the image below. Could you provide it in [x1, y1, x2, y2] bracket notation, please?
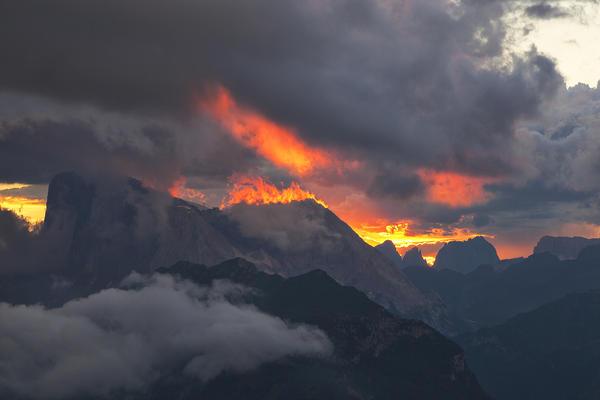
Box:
[433, 236, 499, 273]
[403, 246, 428, 267]
[374, 240, 404, 268]
[534, 235, 600, 260]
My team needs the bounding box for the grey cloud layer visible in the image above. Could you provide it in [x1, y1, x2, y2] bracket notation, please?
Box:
[0, 0, 562, 173]
[0, 273, 332, 399]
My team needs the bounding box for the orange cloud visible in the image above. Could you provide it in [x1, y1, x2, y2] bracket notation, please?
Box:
[168, 176, 206, 202]
[198, 86, 354, 176]
[351, 220, 482, 250]
[418, 169, 496, 207]
[221, 175, 327, 209]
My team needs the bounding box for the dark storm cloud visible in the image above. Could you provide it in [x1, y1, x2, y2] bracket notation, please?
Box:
[0, 0, 563, 177]
[525, 3, 570, 19]
[472, 214, 492, 228]
[0, 117, 179, 186]
[0, 274, 332, 399]
[367, 172, 425, 200]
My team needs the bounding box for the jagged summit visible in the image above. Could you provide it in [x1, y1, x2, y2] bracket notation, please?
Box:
[433, 236, 499, 273]
[403, 246, 428, 267]
[375, 242, 428, 268]
[534, 235, 600, 260]
[374, 240, 404, 267]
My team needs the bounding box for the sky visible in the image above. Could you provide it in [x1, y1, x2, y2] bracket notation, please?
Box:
[1, 0, 600, 260]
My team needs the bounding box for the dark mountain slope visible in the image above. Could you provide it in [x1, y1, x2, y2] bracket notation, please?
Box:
[201, 202, 444, 323]
[457, 290, 600, 400]
[404, 246, 600, 329]
[375, 240, 404, 267]
[143, 258, 492, 400]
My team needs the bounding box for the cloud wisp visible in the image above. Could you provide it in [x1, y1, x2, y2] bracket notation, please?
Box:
[0, 273, 332, 399]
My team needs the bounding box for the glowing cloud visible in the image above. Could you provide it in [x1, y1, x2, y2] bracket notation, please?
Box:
[351, 221, 482, 250]
[168, 176, 206, 202]
[221, 175, 327, 209]
[199, 86, 349, 176]
[417, 169, 496, 207]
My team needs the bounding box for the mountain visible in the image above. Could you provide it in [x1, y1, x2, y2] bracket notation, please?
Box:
[457, 290, 600, 400]
[136, 258, 492, 400]
[375, 240, 404, 267]
[403, 246, 428, 267]
[41, 172, 239, 285]
[404, 245, 600, 330]
[375, 241, 427, 267]
[6, 172, 457, 333]
[202, 200, 456, 332]
[433, 236, 499, 273]
[533, 235, 600, 260]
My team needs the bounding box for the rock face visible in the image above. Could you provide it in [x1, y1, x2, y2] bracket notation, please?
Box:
[375, 241, 428, 267]
[433, 236, 499, 273]
[457, 290, 600, 400]
[403, 246, 428, 267]
[533, 235, 600, 260]
[374, 240, 404, 267]
[35, 172, 457, 333]
[202, 201, 456, 332]
[142, 258, 492, 400]
[42, 172, 239, 285]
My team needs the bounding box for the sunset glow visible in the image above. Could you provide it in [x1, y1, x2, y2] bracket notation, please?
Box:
[168, 176, 206, 203]
[0, 195, 46, 225]
[352, 221, 482, 248]
[220, 175, 328, 209]
[199, 86, 337, 176]
[418, 169, 496, 207]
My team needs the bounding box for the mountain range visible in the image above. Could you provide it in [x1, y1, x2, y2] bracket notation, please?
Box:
[133, 258, 492, 400]
[0, 172, 456, 334]
[457, 289, 600, 400]
[534, 235, 600, 260]
[403, 244, 600, 330]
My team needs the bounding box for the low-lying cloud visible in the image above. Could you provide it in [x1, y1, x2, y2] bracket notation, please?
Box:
[0, 273, 332, 399]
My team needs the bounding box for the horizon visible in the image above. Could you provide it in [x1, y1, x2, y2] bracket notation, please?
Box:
[2, 175, 593, 263]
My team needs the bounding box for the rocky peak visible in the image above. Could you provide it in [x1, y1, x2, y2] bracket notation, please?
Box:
[433, 236, 499, 273]
[534, 235, 600, 260]
[403, 246, 428, 267]
[374, 240, 404, 267]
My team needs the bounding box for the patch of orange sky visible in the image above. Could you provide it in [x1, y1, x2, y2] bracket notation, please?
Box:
[220, 175, 328, 209]
[198, 86, 358, 176]
[417, 168, 496, 207]
[168, 176, 206, 203]
[0, 183, 46, 225]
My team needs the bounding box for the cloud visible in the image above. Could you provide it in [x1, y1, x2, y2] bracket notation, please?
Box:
[0, 0, 563, 176]
[0, 115, 178, 188]
[2, 0, 594, 258]
[0, 273, 332, 399]
[225, 201, 343, 252]
[525, 3, 570, 19]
